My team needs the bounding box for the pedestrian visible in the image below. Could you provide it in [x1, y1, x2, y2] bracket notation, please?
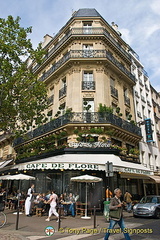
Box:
[68, 192, 75, 217]
[106, 187, 112, 201]
[104, 188, 131, 240]
[25, 184, 35, 217]
[124, 190, 132, 212]
[45, 190, 59, 222]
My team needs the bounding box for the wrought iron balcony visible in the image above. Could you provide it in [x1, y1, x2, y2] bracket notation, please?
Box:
[32, 27, 131, 72]
[59, 85, 67, 99]
[14, 112, 142, 146]
[82, 81, 95, 90]
[38, 50, 135, 83]
[110, 86, 118, 98]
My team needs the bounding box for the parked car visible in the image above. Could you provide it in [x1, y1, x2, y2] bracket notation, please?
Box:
[133, 195, 160, 218]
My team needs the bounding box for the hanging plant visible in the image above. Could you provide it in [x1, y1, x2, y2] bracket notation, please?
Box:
[116, 107, 120, 113]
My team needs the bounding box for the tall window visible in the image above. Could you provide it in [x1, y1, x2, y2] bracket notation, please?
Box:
[48, 87, 54, 105]
[124, 87, 130, 106]
[83, 44, 93, 57]
[110, 77, 115, 87]
[82, 71, 95, 90]
[83, 22, 92, 34]
[59, 77, 67, 99]
[83, 71, 93, 81]
[83, 99, 94, 112]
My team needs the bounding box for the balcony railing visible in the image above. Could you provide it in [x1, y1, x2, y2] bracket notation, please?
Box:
[82, 81, 95, 90]
[32, 27, 131, 72]
[110, 85, 118, 98]
[13, 112, 142, 146]
[59, 85, 67, 99]
[38, 50, 135, 83]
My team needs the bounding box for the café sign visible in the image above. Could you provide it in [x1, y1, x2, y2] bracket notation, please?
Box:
[113, 166, 152, 175]
[22, 162, 99, 171]
[68, 141, 111, 148]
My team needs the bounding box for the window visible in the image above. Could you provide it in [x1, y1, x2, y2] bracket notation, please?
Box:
[82, 71, 95, 90]
[83, 22, 92, 34]
[141, 151, 145, 164]
[47, 110, 53, 121]
[83, 71, 93, 81]
[110, 77, 118, 98]
[83, 99, 94, 113]
[83, 44, 93, 57]
[124, 88, 130, 106]
[59, 77, 67, 99]
[110, 77, 115, 87]
[48, 87, 54, 105]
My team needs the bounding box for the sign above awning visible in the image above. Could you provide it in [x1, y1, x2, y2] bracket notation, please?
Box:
[14, 154, 153, 176]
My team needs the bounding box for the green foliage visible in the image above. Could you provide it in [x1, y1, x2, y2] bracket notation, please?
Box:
[98, 103, 113, 114]
[0, 15, 48, 134]
[83, 101, 92, 112]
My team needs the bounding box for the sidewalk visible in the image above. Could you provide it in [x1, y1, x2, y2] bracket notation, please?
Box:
[0, 210, 133, 239]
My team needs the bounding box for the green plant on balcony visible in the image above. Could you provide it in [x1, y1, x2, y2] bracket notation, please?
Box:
[120, 147, 127, 155]
[116, 107, 123, 117]
[105, 128, 114, 137]
[83, 101, 92, 112]
[89, 137, 95, 143]
[65, 107, 73, 114]
[129, 148, 139, 157]
[76, 136, 82, 142]
[128, 114, 132, 121]
[98, 103, 113, 114]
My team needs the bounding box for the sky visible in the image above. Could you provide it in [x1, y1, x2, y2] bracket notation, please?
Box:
[0, 0, 160, 91]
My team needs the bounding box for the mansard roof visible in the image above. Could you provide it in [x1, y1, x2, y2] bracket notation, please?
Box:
[73, 8, 102, 17]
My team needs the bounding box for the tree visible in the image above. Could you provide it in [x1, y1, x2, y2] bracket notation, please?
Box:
[0, 16, 48, 135]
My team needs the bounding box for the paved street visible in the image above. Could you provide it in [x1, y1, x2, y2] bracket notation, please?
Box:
[0, 210, 160, 240]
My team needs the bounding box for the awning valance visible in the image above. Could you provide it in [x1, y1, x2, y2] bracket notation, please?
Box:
[0, 159, 13, 169]
[148, 175, 160, 183]
[14, 154, 153, 176]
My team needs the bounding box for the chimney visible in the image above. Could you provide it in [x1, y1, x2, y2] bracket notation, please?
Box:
[111, 22, 122, 36]
[111, 22, 118, 31]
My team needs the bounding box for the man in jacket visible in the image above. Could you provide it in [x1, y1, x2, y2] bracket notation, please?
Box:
[104, 188, 131, 240]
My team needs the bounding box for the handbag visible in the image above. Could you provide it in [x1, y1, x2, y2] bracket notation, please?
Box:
[109, 208, 121, 219]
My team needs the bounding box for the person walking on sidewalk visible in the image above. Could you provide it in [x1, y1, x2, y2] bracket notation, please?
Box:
[104, 188, 131, 240]
[25, 184, 35, 217]
[124, 190, 132, 212]
[45, 190, 59, 222]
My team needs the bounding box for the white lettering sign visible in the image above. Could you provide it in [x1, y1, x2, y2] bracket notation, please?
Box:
[68, 141, 111, 148]
[25, 162, 99, 170]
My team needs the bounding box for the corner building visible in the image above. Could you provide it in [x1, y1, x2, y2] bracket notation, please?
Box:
[6, 9, 156, 203]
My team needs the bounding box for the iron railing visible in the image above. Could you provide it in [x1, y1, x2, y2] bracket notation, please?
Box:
[38, 50, 135, 83]
[32, 27, 131, 72]
[14, 112, 142, 146]
[82, 81, 95, 90]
